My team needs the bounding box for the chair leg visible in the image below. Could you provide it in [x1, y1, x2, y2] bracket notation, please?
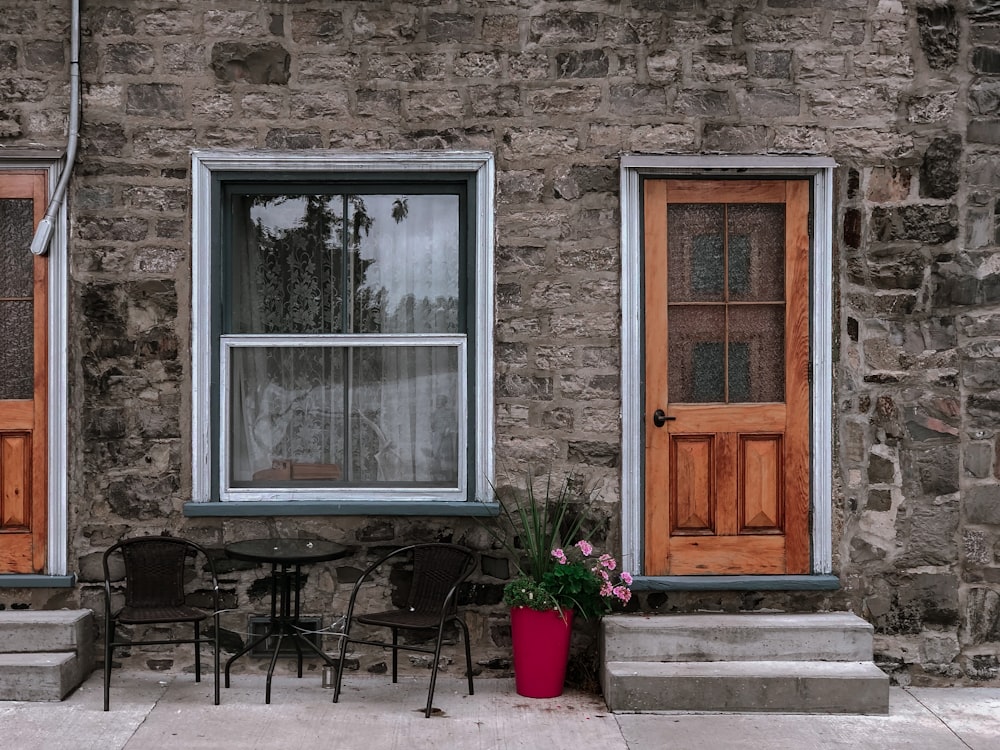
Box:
[424, 624, 448, 718]
[391, 628, 398, 684]
[194, 621, 202, 683]
[213, 614, 220, 706]
[456, 616, 474, 696]
[332, 626, 351, 704]
[103, 621, 114, 712]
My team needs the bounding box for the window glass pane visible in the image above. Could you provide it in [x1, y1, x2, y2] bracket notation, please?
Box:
[352, 194, 460, 334]
[728, 304, 785, 402]
[727, 204, 785, 302]
[229, 194, 345, 334]
[667, 203, 725, 302]
[229, 346, 345, 486]
[0, 197, 34, 400]
[228, 345, 460, 489]
[351, 346, 460, 485]
[0, 300, 33, 400]
[668, 305, 726, 403]
[0, 198, 34, 298]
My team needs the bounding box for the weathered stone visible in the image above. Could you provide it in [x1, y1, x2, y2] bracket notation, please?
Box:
[964, 529, 993, 565]
[263, 129, 322, 149]
[556, 49, 609, 78]
[867, 489, 893, 512]
[754, 50, 792, 79]
[917, 5, 959, 70]
[211, 42, 289, 84]
[972, 46, 1000, 74]
[106, 43, 155, 75]
[967, 484, 1000, 524]
[907, 90, 958, 124]
[528, 12, 600, 44]
[962, 444, 995, 479]
[736, 88, 800, 118]
[126, 84, 185, 118]
[702, 124, 767, 152]
[967, 588, 1000, 644]
[567, 440, 619, 467]
[870, 204, 958, 244]
[868, 453, 896, 484]
[920, 134, 961, 199]
[897, 495, 959, 567]
[865, 247, 926, 291]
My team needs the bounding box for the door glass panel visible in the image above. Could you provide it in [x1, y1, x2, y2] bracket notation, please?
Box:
[728, 304, 785, 402]
[727, 203, 785, 302]
[668, 305, 725, 403]
[667, 204, 725, 302]
[0, 198, 34, 400]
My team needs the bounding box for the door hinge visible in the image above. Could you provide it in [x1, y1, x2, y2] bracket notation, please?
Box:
[807, 212, 814, 237]
[807, 362, 813, 385]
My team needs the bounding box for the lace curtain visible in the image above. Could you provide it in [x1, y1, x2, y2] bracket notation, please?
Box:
[227, 193, 461, 487]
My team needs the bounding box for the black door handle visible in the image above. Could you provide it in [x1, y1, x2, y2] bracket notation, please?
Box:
[652, 409, 675, 427]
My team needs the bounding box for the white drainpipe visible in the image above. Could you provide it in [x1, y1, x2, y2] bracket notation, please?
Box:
[29, 0, 80, 256]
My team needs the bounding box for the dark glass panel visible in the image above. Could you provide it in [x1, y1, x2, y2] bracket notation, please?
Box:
[667, 203, 725, 302]
[727, 203, 785, 302]
[668, 305, 726, 403]
[728, 304, 785, 402]
[0, 198, 34, 298]
[0, 300, 33, 400]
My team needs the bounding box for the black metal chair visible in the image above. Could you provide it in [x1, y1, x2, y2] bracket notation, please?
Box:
[332, 543, 476, 717]
[102, 536, 221, 711]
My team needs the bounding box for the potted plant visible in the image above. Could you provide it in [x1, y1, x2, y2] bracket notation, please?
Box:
[488, 473, 632, 698]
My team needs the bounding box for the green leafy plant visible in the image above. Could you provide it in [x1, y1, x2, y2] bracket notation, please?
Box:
[488, 472, 631, 620]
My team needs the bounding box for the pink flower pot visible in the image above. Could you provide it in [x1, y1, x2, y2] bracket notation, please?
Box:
[510, 606, 574, 698]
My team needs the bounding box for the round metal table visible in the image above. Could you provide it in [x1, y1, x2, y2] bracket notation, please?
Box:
[224, 538, 348, 703]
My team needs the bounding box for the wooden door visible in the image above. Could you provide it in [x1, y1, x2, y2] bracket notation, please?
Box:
[0, 171, 48, 574]
[644, 179, 810, 575]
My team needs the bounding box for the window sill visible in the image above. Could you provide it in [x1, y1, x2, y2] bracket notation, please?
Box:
[0, 574, 76, 589]
[631, 575, 840, 592]
[183, 500, 500, 518]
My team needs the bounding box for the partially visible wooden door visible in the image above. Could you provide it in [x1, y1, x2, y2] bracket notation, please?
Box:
[0, 171, 48, 573]
[644, 179, 810, 575]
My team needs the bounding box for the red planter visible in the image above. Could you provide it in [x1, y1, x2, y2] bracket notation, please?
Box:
[510, 606, 574, 698]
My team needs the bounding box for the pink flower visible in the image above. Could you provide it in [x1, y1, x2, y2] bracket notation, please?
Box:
[600, 581, 614, 597]
[597, 568, 610, 582]
[551, 548, 567, 565]
[621, 571, 633, 585]
[613, 585, 631, 603]
[575, 540, 593, 556]
[599, 553, 617, 571]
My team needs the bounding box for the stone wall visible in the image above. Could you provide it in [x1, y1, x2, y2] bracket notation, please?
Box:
[1, 0, 998, 686]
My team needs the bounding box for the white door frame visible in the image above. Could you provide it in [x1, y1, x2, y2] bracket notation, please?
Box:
[619, 155, 836, 578]
[0, 156, 69, 581]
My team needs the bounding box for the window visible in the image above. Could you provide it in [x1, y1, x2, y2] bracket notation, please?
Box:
[191, 152, 494, 510]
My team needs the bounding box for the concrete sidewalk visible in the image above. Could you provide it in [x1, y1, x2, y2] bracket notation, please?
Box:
[1, 669, 998, 749]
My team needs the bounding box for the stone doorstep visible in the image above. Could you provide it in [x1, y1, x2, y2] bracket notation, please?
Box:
[601, 612, 875, 663]
[0, 652, 84, 701]
[0, 610, 95, 656]
[603, 660, 890, 715]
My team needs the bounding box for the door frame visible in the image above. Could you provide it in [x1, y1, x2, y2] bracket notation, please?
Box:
[619, 155, 836, 582]
[0, 156, 70, 583]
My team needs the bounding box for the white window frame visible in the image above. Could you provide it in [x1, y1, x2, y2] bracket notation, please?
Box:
[191, 150, 495, 506]
[619, 155, 836, 577]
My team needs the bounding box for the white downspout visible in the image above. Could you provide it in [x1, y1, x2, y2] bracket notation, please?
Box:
[29, 0, 80, 256]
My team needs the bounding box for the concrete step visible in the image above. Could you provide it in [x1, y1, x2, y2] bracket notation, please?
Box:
[604, 660, 890, 714]
[0, 652, 84, 701]
[0, 610, 95, 658]
[602, 613, 874, 663]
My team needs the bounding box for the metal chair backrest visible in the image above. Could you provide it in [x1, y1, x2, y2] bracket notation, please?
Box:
[406, 543, 475, 616]
[105, 537, 200, 610]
